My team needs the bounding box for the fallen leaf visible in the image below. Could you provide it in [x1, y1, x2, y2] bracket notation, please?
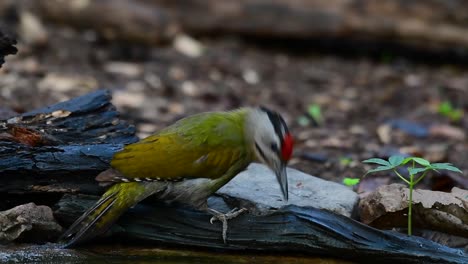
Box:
[377, 124, 392, 144]
[173, 34, 204, 58]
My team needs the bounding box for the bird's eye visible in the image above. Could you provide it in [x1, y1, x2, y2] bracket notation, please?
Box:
[270, 143, 278, 152]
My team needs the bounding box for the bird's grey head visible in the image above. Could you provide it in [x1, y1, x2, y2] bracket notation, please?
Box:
[246, 107, 293, 200]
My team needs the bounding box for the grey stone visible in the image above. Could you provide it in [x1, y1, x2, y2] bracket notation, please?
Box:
[0, 203, 63, 243]
[217, 163, 359, 217]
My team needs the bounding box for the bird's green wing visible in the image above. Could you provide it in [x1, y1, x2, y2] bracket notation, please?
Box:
[109, 111, 251, 181]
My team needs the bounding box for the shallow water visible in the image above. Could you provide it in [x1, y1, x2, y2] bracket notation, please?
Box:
[0, 244, 354, 264]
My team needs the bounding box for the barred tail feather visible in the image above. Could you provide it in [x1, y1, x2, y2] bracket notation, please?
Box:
[60, 182, 154, 248]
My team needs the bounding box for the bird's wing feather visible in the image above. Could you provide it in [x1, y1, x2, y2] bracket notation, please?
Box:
[109, 113, 247, 181]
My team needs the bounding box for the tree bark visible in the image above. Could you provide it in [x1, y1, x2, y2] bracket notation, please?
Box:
[0, 90, 138, 195]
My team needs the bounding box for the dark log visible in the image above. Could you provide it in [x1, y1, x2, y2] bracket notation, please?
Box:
[55, 194, 468, 264]
[34, 0, 178, 45]
[0, 29, 17, 67]
[0, 90, 138, 195]
[33, 0, 468, 52]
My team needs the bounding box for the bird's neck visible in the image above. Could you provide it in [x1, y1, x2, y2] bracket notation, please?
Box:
[243, 107, 264, 161]
[222, 107, 257, 152]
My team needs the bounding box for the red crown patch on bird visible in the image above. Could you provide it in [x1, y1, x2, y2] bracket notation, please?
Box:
[259, 106, 293, 162]
[282, 133, 293, 161]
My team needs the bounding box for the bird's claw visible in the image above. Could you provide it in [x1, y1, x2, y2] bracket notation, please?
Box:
[209, 207, 248, 243]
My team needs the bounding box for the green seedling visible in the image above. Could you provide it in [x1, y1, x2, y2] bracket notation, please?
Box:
[438, 101, 463, 122]
[297, 104, 323, 127]
[363, 155, 462, 235]
[343, 177, 360, 187]
[308, 104, 323, 125]
[339, 157, 353, 167]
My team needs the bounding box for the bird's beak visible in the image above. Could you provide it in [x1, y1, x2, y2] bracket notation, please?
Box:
[275, 163, 288, 201]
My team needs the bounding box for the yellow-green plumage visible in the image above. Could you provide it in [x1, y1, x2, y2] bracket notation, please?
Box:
[61, 108, 256, 247]
[112, 109, 250, 180]
[62, 182, 149, 245]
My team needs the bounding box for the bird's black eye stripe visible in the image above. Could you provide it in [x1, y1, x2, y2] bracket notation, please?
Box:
[259, 106, 289, 145]
[255, 142, 267, 161]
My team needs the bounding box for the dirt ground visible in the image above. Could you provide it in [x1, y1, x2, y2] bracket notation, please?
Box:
[1, 23, 468, 192]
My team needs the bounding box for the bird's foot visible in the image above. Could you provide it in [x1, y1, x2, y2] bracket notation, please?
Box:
[208, 207, 248, 243]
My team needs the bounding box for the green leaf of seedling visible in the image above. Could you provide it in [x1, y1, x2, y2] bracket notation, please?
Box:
[408, 167, 428, 175]
[340, 157, 353, 166]
[363, 158, 390, 166]
[389, 155, 405, 167]
[402, 157, 413, 165]
[430, 163, 463, 173]
[343, 177, 360, 186]
[411, 157, 431, 167]
[449, 109, 463, 122]
[308, 104, 323, 125]
[438, 101, 452, 116]
[366, 166, 393, 174]
[438, 101, 464, 122]
[402, 157, 425, 165]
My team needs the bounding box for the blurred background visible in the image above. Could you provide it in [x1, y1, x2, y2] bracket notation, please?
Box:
[1, 0, 467, 192]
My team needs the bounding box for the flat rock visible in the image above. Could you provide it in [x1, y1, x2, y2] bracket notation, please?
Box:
[0, 203, 63, 243]
[218, 163, 359, 217]
[359, 184, 468, 237]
